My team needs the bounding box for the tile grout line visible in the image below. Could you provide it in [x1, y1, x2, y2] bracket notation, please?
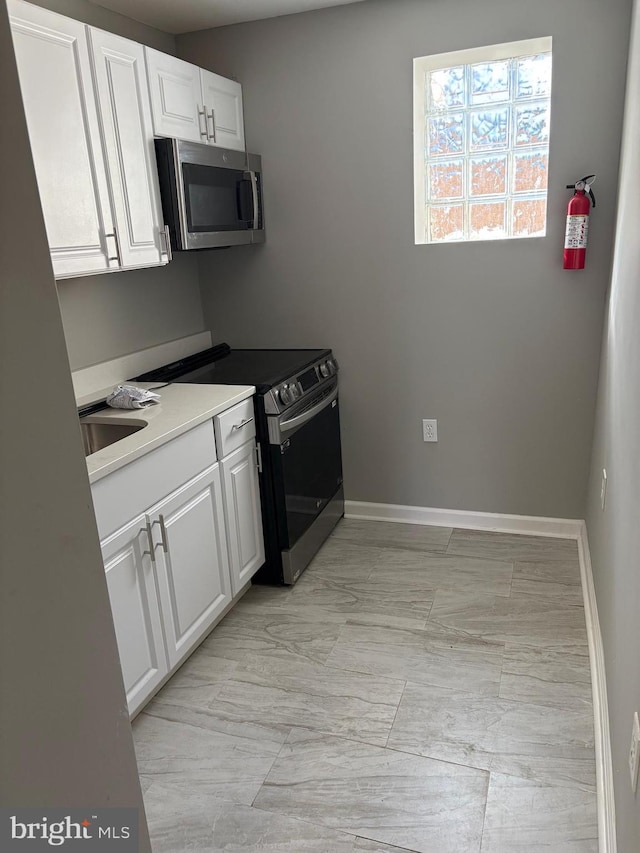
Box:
[444, 526, 455, 553]
[478, 768, 492, 852]
[248, 801, 426, 853]
[384, 680, 408, 749]
[249, 728, 293, 807]
[506, 561, 515, 599]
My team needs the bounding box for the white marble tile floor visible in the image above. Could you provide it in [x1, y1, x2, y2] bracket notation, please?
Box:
[133, 519, 596, 852]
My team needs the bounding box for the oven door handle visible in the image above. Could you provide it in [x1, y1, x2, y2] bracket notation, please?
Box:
[278, 384, 338, 437]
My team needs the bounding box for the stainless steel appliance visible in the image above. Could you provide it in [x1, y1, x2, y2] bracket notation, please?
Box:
[154, 139, 264, 250]
[133, 345, 343, 585]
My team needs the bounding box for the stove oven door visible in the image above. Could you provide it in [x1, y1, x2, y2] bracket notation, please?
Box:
[268, 379, 344, 583]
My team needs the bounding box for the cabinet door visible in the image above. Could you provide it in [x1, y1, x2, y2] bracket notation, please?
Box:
[201, 69, 245, 151]
[150, 463, 231, 669]
[145, 47, 205, 143]
[89, 30, 168, 269]
[9, 0, 115, 278]
[221, 441, 265, 596]
[101, 515, 168, 717]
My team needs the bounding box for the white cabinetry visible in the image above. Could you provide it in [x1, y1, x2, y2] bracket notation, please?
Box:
[214, 398, 265, 595]
[200, 69, 245, 151]
[221, 441, 265, 596]
[101, 514, 168, 716]
[8, 0, 167, 277]
[144, 49, 204, 143]
[149, 464, 231, 669]
[90, 408, 263, 717]
[146, 48, 245, 151]
[9, 0, 114, 278]
[89, 29, 167, 269]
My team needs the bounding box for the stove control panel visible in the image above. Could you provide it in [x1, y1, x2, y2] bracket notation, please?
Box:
[266, 355, 339, 415]
[277, 383, 302, 406]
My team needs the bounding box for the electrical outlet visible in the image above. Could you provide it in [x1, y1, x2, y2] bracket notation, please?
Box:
[601, 468, 608, 510]
[629, 712, 640, 794]
[422, 419, 438, 442]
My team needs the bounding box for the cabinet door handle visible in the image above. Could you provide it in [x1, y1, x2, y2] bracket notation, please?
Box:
[197, 106, 208, 138]
[255, 442, 262, 473]
[152, 515, 169, 554]
[232, 417, 253, 431]
[160, 225, 172, 261]
[207, 108, 216, 143]
[141, 520, 156, 563]
[105, 228, 121, 264]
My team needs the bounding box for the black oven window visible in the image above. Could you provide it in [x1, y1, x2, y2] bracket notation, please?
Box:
[279, 397, 343, 548]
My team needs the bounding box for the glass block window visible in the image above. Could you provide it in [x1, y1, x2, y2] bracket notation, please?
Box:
[413, 38, 552, 244]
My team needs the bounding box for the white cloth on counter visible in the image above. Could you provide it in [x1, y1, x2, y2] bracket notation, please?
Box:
[106, 384, 161, 410]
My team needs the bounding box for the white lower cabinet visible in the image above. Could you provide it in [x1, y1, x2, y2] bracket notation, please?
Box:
[92, 413, 264, 717]
[221, 441, 265, 596]
[101, 514, 168, 717]
[149, 463, 231, 670]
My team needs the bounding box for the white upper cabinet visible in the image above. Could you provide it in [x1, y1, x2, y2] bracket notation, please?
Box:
[146, 48, 246, 151]
[89, 30, 167, 269]
[9, 0, 115, 278]
[9, 1, 247, 277]
[144, 48, 205, 144]
[200, 69, 245, 151]
[9, 0, 169, 277]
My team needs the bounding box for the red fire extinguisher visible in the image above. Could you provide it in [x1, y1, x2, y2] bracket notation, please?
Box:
[563, 175, 596, 270]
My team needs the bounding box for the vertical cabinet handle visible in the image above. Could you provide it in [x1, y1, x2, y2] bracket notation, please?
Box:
[207, 108, 216, 143]
[105, 228, 121, 264]
[152, 515, 169, 554]
[141, 520, 156, 563]
[160, 225, 173, 261]
[198, 106, 208, 138]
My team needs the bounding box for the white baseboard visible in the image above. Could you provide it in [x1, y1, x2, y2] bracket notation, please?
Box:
[343, 500, 616, 852]
[577, 522, 617, 853]
[344, 500, 583, 539]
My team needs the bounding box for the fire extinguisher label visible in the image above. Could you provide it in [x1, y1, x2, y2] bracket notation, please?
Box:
[564, 215, 589, 249]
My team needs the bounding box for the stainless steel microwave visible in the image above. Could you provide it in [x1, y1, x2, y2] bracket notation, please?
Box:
[154, 138, 265, 251]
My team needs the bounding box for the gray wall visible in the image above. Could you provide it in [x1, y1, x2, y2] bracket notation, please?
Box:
[58, 254, 204, 369]
[585, 0, 640, 846]
[0, 0, 150, 845]
[28, 0, 174, 52]
[23, 0, 206, 371]
[179, 0, 631, 518]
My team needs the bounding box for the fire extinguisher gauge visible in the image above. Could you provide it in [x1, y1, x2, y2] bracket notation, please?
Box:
[566, 175, 596, 207]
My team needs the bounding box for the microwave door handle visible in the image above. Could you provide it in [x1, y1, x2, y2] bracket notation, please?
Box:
[244, 170, 259, 229]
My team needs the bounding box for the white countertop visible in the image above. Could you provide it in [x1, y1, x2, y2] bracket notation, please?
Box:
[83, 382, 255, 483]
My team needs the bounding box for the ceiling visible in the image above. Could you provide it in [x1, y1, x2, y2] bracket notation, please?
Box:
[93, 0, 370, 35]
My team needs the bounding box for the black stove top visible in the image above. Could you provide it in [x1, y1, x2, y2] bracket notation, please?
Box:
[133, 345, 331, 394]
